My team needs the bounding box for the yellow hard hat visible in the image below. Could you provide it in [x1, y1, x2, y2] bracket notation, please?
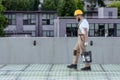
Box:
[74, 10, 83, 16]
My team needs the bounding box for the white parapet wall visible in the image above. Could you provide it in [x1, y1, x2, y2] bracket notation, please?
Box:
[0, 37, 120, 64]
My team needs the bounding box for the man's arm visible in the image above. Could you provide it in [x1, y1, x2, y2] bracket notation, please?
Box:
[84, 28, 88, 46]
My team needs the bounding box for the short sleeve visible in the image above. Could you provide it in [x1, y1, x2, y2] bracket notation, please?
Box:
[82, 19, 89, 31]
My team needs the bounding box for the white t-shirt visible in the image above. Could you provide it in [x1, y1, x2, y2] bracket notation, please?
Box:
[79, 19, 89, 34]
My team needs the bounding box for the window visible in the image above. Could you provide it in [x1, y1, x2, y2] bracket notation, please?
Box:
[94, 23, 99, 36]
[42, 30, 54, 37]
[66, 23, 78, 37]
[4, 14, 16, 25]
[117, 24, 120, 37]
[89, 23, 117, 37]
[65, 23, 119, 37]
[108, 11, 113, 18]
[105, 24, 109, 37]
[98, 24, 105, 37]
[108, 24, 114, 36]
[42, 14, 55, 25]
[89, 24, 94, 37]
[23, 14, 36, 25]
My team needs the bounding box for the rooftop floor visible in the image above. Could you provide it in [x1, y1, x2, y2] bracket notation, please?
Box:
[0, 64, 120, 80]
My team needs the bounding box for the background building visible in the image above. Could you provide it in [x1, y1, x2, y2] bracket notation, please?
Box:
[54, 17, 120, 37]
[4, 8, 120, 37]
[4, 11, 57, 37]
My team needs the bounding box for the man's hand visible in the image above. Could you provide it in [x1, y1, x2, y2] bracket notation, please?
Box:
[84, 42, 88, 46]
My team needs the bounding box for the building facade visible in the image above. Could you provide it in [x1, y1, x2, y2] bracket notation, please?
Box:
[4, 11, 57, 37]
[53, 7, 120, 37]
[54, 17, 120, 37]
[3, 8, 120, 37]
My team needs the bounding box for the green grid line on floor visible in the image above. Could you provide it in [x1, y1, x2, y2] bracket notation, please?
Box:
[0, 64, 120, 80]
[0, 65, 6, 70]
[91, 64, 103, 71]
[0, 64, 28, 71]
[18, 76, 47, 80]
[0, 75, 17, 80]
[102, 64, 120, 71]
[51, 64, 70, 71]
[19, 71, 49, 77]
[106, 72, 120, 79]
[0, 65, 4, 68]
[0, 71, 7, 75]
[77, 72, 107, 79]
[25, 64, 51, 71]
[48, 76, 78, 80]
[6, 71, 22, 76]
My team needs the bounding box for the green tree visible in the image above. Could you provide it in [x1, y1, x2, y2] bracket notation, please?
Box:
[40, 0, 84, 16]
[108, 1, 120, 16]
[86, 0, 106, 7]
[0, 0, 8, 37]
[98, 0, 106, 7]
[53, 0, 59, 8]
[74, 0, 84, 12]
[33, 0, 39, 10]
[2, 0, 39, 11]
[58, 0, 84, 16]
[58, 0, 76, 16]
[42, 0, 57, 10]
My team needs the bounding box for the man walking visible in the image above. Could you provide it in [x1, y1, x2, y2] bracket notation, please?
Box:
[67, 9, 91, 71]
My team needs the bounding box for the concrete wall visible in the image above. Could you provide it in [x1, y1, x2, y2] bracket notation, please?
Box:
[0, 37, 120, 64]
